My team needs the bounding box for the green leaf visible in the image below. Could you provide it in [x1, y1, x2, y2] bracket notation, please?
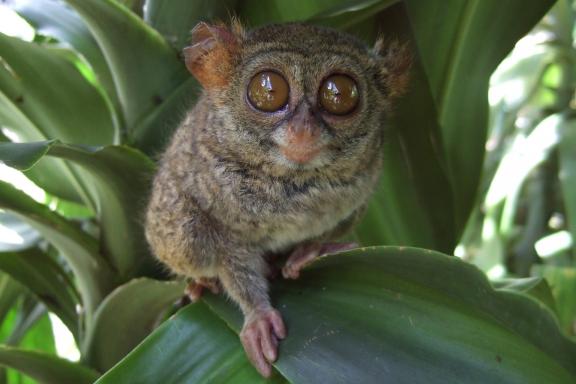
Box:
[0, 75, 78, 203]
[11, 0, 121, 116]
[117, 0, 145, 17]
[64, 0, 191, 151]
[559, 116, 576, 254]
[0, 140, 156, 279]
[95, 302, 285, 384]
[492, 277, 558, 316]
[101, 247, 576, 382]
[0, 212, 40, 252]
[6, 301, 44, 345]
[0, 302, 56, 383]
[83, 278, 184, 372]
[403, 0, 556, 230]
[0, 274, 23, 330]
[309, 3, 456, 251]
[239, 0, 349, 26]
[0, 248, 79, 337]
[0, 140, 52, 171]
[0, 33, 117, 146]
[309, 0, 399, 30]
[534, 266, 576, 338]
[0, 181, 114, 323]
[144, 0, 239, 50]
[0, 31, 118, 205]
[355, 61, 456, 251]
[0, 346, 99, 384]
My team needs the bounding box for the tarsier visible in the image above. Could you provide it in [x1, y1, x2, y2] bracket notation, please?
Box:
[145, 21, 410, 377]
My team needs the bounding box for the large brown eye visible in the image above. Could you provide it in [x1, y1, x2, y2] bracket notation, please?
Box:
[247, 71, 289, 112]
[319, 74, 359, 115]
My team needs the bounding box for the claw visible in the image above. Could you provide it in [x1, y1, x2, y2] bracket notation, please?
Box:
[282, 242, 357, 279]
[240, 308, 286, 378]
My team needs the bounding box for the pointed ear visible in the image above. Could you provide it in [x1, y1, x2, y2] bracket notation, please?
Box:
[183, 21, 245, 89]
[372, 38, 412, 99]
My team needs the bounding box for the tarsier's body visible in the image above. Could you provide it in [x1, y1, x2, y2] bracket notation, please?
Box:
[146, 21, 409, 377]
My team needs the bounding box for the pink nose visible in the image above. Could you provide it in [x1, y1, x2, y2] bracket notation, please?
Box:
[279, 107, 324, 163]
[281, 123, 323, 163]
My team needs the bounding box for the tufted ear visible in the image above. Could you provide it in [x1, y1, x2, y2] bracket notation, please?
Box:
[183, 21, 245, 89]
[372, 38, 412, 99]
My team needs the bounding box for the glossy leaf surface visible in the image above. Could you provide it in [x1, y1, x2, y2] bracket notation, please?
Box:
[102, 248, 576, 383]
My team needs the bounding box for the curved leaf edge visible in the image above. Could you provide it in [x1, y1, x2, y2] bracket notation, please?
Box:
[204, 246, 576, 377]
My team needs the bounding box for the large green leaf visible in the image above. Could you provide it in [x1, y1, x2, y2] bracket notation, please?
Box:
[95, 302, 285, 384]
[239, 0, 348, 25]
[0, 32, 116, 204]
[12, 0, 121, 117]
[309, 0, 399, 30]
[0, 140, 156, 279]
[0, 33, 115, 145]
[0, 181, 114, 323]
[64, 0, 191, 152]
[0, 346, 99, 384]
[144, 0, 239, 50]
[403, 0, 556, 230]
[99, 247, 576, 383]
[205, 248, 575, 383]
[0, 248, 79, 336]
[83, 278, 184, 372]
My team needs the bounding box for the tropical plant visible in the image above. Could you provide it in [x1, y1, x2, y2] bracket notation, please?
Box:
[0, 0, 574, 383]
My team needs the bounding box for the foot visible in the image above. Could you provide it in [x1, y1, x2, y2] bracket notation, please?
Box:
[240, 308, 286, 378]
[282, 242, 357, 279]
[184, 277, 221, 302]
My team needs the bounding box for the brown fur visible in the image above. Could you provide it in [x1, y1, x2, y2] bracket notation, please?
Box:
[146, 21, 410, 373]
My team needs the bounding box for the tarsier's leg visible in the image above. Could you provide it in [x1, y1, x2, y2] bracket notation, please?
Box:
[282, 242, 357, 279]
[219, 254, 286, 378]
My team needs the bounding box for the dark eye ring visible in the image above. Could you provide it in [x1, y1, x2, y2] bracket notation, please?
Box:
[247, 71, 289, 112]
[318, 74, 359, 115]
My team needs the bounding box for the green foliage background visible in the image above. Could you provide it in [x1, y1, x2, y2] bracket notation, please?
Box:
[0, 0, 574, 383]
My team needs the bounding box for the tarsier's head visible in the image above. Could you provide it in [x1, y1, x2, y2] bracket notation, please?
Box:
[184, 21, 411, 175]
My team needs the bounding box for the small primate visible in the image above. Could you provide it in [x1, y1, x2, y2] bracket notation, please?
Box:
[145, 21, 410, 377]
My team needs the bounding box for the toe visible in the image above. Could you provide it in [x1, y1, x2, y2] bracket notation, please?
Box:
[281, 265, 299, 280]
[241, 327, 271, 377]
[184, 281, 203, 302]
[257, 320, 277, 362]
[320, 242, 358, 255]
[269, 310, 287, 339]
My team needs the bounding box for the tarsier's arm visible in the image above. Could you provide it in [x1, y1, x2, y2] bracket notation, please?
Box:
[183, 23, 288, 377]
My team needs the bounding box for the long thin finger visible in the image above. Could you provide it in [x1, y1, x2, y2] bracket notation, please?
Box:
[258, 320, 277, 362]
[242, 330, 271, 378]
[270, 311, 287, 339]
[320, 242, 358, 255]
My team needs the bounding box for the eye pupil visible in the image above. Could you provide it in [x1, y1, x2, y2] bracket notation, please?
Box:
[319, 74, 359, 115]
[248, 71, 289, 112]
